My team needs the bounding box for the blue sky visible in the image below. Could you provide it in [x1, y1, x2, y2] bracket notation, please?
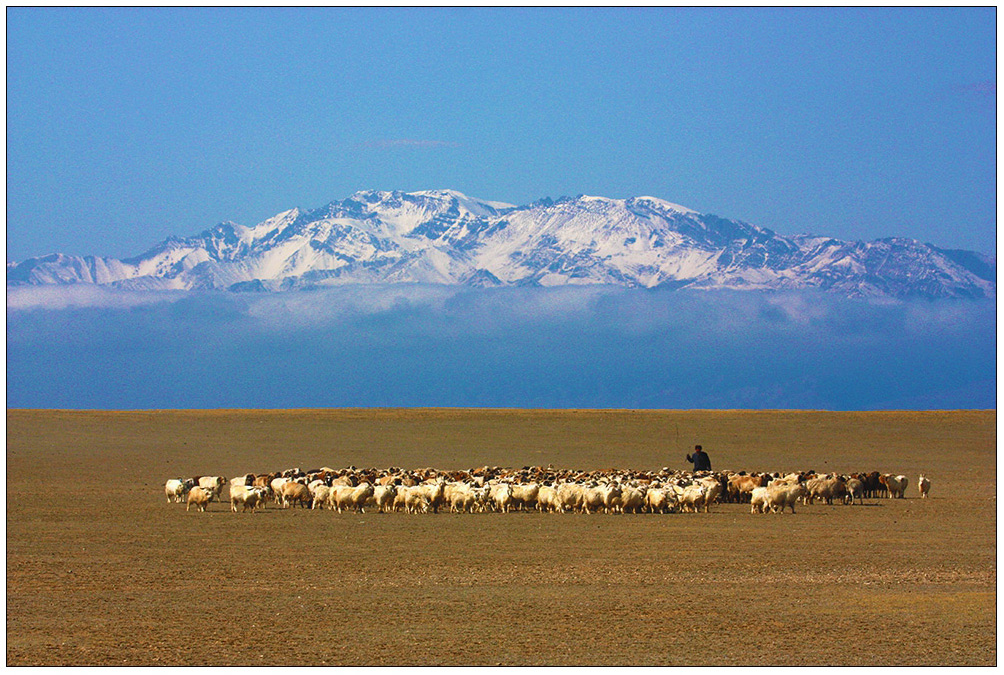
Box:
[6, 7, 997, 261]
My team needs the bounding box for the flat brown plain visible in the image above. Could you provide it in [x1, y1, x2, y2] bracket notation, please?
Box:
[6, 408, 996, 666]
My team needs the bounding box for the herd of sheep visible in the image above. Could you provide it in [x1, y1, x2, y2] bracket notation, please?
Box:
[164, 465, 933, 515]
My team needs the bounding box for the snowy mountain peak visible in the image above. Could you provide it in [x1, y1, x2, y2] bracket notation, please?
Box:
[244, 208, 300, 241]
[6, 190, 995, 299]
[411, 189, 515, 214]
[630, 196, 698, 215]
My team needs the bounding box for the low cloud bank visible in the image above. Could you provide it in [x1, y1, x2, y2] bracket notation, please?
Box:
[6, 285, 996, 410]
[7, 284, 187, 311]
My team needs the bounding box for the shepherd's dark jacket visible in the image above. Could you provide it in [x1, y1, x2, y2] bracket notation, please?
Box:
[686, 451, 712, 471]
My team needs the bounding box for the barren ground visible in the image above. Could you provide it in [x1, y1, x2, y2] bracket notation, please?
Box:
[6, 408, 996, 665]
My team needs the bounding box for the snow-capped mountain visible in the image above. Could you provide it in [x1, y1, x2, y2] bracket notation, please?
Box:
[6, 189, 996, 299]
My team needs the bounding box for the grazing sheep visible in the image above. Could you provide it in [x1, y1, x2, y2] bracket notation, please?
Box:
[844, 477, 865, 505]
[860, 471, 883, 498]
[311, 485, 331, 510]
[252, 474, 276, 501]
[164, 478, 190, 503]
[348, 483, 374, 513]
[805, 476, 848, 505]
[470, 486, 491, 513]
[443, 482, 466, 508]
[445, 482, 481, 514]
[580, 485, 607, 514]
[678, 485, 707, 513]
[883, 474, 909, 499]
[373, 484, 398, 513]
[328, 484, 352, 512]
[448, 486, 476, 514]
[750, 486, 770, 514]
[490, 483, 514, 513]
[187, 486, 212, 512]
[254, 473, 276, 488]
[171, 464, 916, 520]
[696, 477, 722, 510]
[536, 485, 558, 513]
[417, 481, 447, 513]
[329, 483, 374, 513]
[391, 485, 412, 512]
[728, 474, 766, 503]
[404, 489, 430, 514]
[281, 481, 312, 509]
[599, 483, 623, 514]
[918, 475, 931, 499]
[230, 485, 267, 513]
[198, 476, 227, 500]
[510, 483, 540, 512]
[555, 483, 585, 513]
[878, 474, 895, 498]
[619, 486, 646, 514]
[270, 477, 291, 504]
[767, 477, 797, 490]
[766, 483, 807, 514]
[645, 487, 673, 514]
[230, 474, 255, 488]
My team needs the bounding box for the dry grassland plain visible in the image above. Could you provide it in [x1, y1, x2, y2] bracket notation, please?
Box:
[6, 408, 996, 666]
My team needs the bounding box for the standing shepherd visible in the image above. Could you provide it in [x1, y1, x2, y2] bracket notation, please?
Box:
[686, 444, 712, 472]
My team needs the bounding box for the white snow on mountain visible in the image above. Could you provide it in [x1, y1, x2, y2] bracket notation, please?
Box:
[6, 190, 995, 299]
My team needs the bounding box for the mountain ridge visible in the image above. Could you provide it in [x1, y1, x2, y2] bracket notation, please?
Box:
[6, 189, 996, 299]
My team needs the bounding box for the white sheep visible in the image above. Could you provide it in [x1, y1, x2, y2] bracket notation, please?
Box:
[510, 483, 539, 511]
[645, 487, 674, 514]
[766, 483, 807, 514]
[331, 483, 374, 513]
[270, 477, 291, 504]
[164, 478, 189, 503]
[198, 476, 227, 500]
[404, 489, 430, 514]
[373, 484, 398, 513]
[537, 485, 559, 513]
[883, 474, 909, 499]
[555, 482, 585, 513]
[678, 485, 707, 513]
[311, 485, 332, 510]
[618, 486, 646, 514]
[581, 485, 606, 514]
[230, 485, 267, 513]
[490, 483, 514, 513]
[750, 486, 770, 514]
